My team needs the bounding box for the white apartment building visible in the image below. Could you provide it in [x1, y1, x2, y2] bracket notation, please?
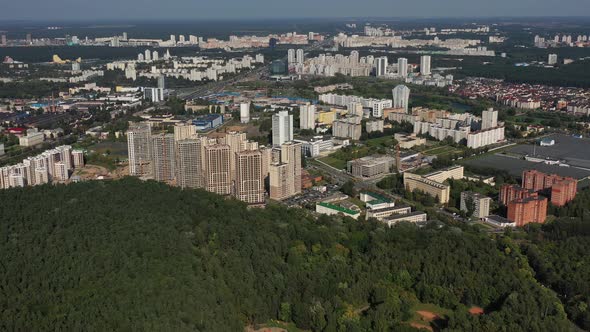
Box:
[272, 111, 294, 146]
[299, 103, 316, 130]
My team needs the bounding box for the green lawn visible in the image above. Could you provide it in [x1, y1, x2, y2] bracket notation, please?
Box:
[365, 136, 396, 148]
[88, 141, 128, 157]
[421, 145, 461, 157]
[318, 156, 347, 170]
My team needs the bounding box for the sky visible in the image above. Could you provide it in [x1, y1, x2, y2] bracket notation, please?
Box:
[2, 0, 590, 21]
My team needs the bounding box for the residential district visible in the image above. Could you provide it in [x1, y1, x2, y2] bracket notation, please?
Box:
[2, 21, 590, 232]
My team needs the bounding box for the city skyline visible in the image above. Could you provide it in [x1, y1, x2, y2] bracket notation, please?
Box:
[2, 0, 590, 21]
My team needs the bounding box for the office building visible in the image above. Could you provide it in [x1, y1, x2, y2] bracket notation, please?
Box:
[272, 111, 293, 146]
[423, 165, 464, 183]
[294, 136, 334, 157]
[176, 139, 203, 189]
[316, 202, 361, 220]
[383, 211, 428, 226]
[151, 134, 176, 182]
[270, 60, 288, 75]
[127, 123, 152, 176]
[420, 55, 431, 76]
[375, 56, 388, 76]
[392, 85, 410, 113]
[299, 103, 316, 130]
[404, 174, 450, 204]
[347, 156, 395, 179]
[240, 102, 250, 124]
[235, 150, 265, 205]
[204, 144, 231, 195]
[192, 114, 223, 131]
[403, 166, 463, 204]
[397, 58, 408, 77]
[460, 191, 492, 219]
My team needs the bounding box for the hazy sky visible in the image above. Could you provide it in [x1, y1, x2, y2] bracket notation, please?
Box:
[2, 0, 590, 20]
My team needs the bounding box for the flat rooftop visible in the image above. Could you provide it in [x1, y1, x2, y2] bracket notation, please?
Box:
[508, 134, 590, 169]
[464, 154, 590, 180]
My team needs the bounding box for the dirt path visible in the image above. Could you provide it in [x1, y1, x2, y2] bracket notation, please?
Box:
[417, 310, 440, 321]
[410, 322, 434, 332]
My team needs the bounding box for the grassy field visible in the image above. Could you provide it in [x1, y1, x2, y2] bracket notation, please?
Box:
[365, 136, 396, 148]
[318, 156, 347, 170]
[82, 141, 128, 171]
[88, 141, 128, 157]
[421, 145, 462, 157]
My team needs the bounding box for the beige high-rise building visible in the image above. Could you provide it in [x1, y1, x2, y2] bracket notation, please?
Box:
[72, 150, 85, 168]
[53, 162, 69, 182]
[127, 123, 152, 176]
[269, 163, 290, 200]
[221, 131, 247, 184]
[235, 150, 265, 205]
[244, 141, 259, 151]
[34, 167, 49, 185]
[176, 139, 203, 189]
[260, 146, 273, 186]
[204, 144, 231, 195]
[151, 133, 176, 182]
[269, 142, 302, 200]
[174, 124, 197, 141]
[46, 149, 61, 180]
[57, 145, 73, 170]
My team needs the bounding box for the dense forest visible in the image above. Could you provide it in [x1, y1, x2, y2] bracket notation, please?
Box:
[0, 178, 582, 331]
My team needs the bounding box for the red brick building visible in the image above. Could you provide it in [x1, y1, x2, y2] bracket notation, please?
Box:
[499, 184, 535, 206]
[550, 178, 577, 207]
[507, 194, 548, 227]
[521, 170, 577, 206]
